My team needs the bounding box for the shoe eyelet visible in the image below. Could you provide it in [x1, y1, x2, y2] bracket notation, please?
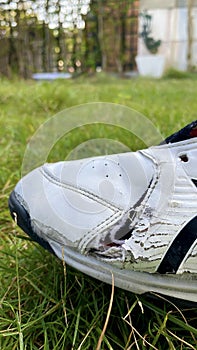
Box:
[179, 154, 189, 162]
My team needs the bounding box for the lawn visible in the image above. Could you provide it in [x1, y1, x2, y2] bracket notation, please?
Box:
[0, 73, 197, 350]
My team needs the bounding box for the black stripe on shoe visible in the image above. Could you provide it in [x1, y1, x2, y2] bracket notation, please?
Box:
[192, 178, 197, 187]
[157, 216, 197, 274]
[161, 120, 197, 145]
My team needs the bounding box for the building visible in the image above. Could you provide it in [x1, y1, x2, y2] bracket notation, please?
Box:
[138, 0, 197, 71]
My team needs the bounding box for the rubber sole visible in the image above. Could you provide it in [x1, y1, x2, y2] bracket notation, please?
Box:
[51, 243, 197, 303]
[8, 190, 197, 303]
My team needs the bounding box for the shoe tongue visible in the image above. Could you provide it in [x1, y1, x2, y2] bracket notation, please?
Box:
[162, 120, 197, 144]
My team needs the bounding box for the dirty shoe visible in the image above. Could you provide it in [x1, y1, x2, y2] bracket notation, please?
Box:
[9, 121, 197, 302]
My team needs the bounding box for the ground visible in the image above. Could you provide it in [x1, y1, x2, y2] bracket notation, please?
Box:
[0, 73, 197, 349]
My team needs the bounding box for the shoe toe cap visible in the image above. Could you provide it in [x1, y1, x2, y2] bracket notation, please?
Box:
[14, 165, 122, 248]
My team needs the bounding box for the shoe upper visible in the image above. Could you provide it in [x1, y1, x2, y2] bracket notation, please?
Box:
[15, 150, 154, 246]
[14, 128, 197, 275]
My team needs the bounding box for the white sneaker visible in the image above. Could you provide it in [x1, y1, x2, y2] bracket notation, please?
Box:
[9, 121, 197, 302]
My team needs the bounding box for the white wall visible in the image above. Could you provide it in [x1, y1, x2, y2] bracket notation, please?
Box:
[138, 5, 197, 70]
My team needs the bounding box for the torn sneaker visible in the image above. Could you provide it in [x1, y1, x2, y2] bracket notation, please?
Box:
[9, 120, 197, 302]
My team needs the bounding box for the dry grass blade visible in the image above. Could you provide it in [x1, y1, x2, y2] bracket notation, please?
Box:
[167, 329, 196, 350]
[151, 292, 197, 343]
[96, 273, 114, 350]
[61, 248, 68, 326]
[124, 318, 159, 350]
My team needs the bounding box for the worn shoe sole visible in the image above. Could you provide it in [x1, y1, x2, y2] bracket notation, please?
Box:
[9, 190, 197, 303]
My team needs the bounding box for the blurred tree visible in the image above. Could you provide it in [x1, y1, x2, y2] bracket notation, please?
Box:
[187, 0, 194, 71]
[84, 0, 138, 72]
[0, 0, 41, 77]
[0, 0, 90, 77]
[83, 8, 101, 71]
[0, 0, 139, 77]
[41, 0, 50, 71]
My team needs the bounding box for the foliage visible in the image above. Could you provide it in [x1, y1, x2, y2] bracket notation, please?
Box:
[139, 11, 161, 54]
[164, 67, 195, 79]
[86, 0, 138, 72]
[0, 0, 90, 77]
[1, 75, 197, 349]
[0, 0, 138, 77]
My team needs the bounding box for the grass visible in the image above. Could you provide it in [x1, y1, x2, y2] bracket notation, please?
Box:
[0, 73, 197, 349]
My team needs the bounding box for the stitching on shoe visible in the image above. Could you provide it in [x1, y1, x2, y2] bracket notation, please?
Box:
[40, 165, 124, 252]
[31, 218, 72, 246]
[79, 176, 158, 252]
[78, 210, 124, 252]
[40, 166, 122, 211]
[79, 158, 160, 253]
[30, 205, 122, 250]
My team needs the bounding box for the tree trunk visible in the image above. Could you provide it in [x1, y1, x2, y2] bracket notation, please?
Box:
[97, 1, 107, 71]
[187, 0, 193, 71]
[0, 38, 11, 77]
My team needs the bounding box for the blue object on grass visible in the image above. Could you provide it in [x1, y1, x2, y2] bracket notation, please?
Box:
[32, 72, 72, 80]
